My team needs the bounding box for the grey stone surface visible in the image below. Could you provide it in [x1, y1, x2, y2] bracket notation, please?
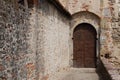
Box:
[50, 68, 100, 80]
[0, 0, 35, 80]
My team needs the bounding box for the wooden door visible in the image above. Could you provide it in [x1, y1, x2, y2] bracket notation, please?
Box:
[73, 23, 96, 68]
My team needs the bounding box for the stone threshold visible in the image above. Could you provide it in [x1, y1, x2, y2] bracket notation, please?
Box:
[70, 68, 96, 73]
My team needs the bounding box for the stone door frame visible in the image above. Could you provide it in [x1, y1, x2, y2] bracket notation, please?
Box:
[69, 11, 101, 67]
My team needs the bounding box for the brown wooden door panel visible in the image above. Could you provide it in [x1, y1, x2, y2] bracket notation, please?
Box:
[85, 57, 96, 67]
[73, 23, 96, 68]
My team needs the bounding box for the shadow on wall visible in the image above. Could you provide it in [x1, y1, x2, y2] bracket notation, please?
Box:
[96, 58, 112, 80]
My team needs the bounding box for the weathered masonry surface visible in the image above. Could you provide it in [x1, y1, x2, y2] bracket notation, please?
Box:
[37, 0, 70, 79]
[0, 1, 32, 80]
[0, 0, 70, 80]
[0, 0, 120, 80]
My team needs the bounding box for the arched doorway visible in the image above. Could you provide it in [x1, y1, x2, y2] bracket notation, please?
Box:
[73, 23, 97, 68]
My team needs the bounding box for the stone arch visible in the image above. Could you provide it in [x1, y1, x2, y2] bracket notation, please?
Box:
[69, 11, 101, 67]
[73, 23, 97, 35]
[73, 11, 101, 18]
[71, 11, 101, 38]
[73, 22, 98, 36]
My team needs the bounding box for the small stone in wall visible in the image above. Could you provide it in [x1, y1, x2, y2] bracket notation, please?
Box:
[0, 77, 7, 80]
[0, 64, 5, 71]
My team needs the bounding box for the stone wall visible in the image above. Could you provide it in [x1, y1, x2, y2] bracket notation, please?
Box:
[1, 0, 120, 80]
[106, 0, 120, 67]
[0, 1, 37, 80]
[99, 0, 114, 57]
[110, 0, 120, 60]
[101, 0, 120, 60]
[58, 0, 68, 8]
[0, 0, 70, 80]
[96, 0, 120, 77]
[36, 0, 70, 79]
[58, 0, 101, 17]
